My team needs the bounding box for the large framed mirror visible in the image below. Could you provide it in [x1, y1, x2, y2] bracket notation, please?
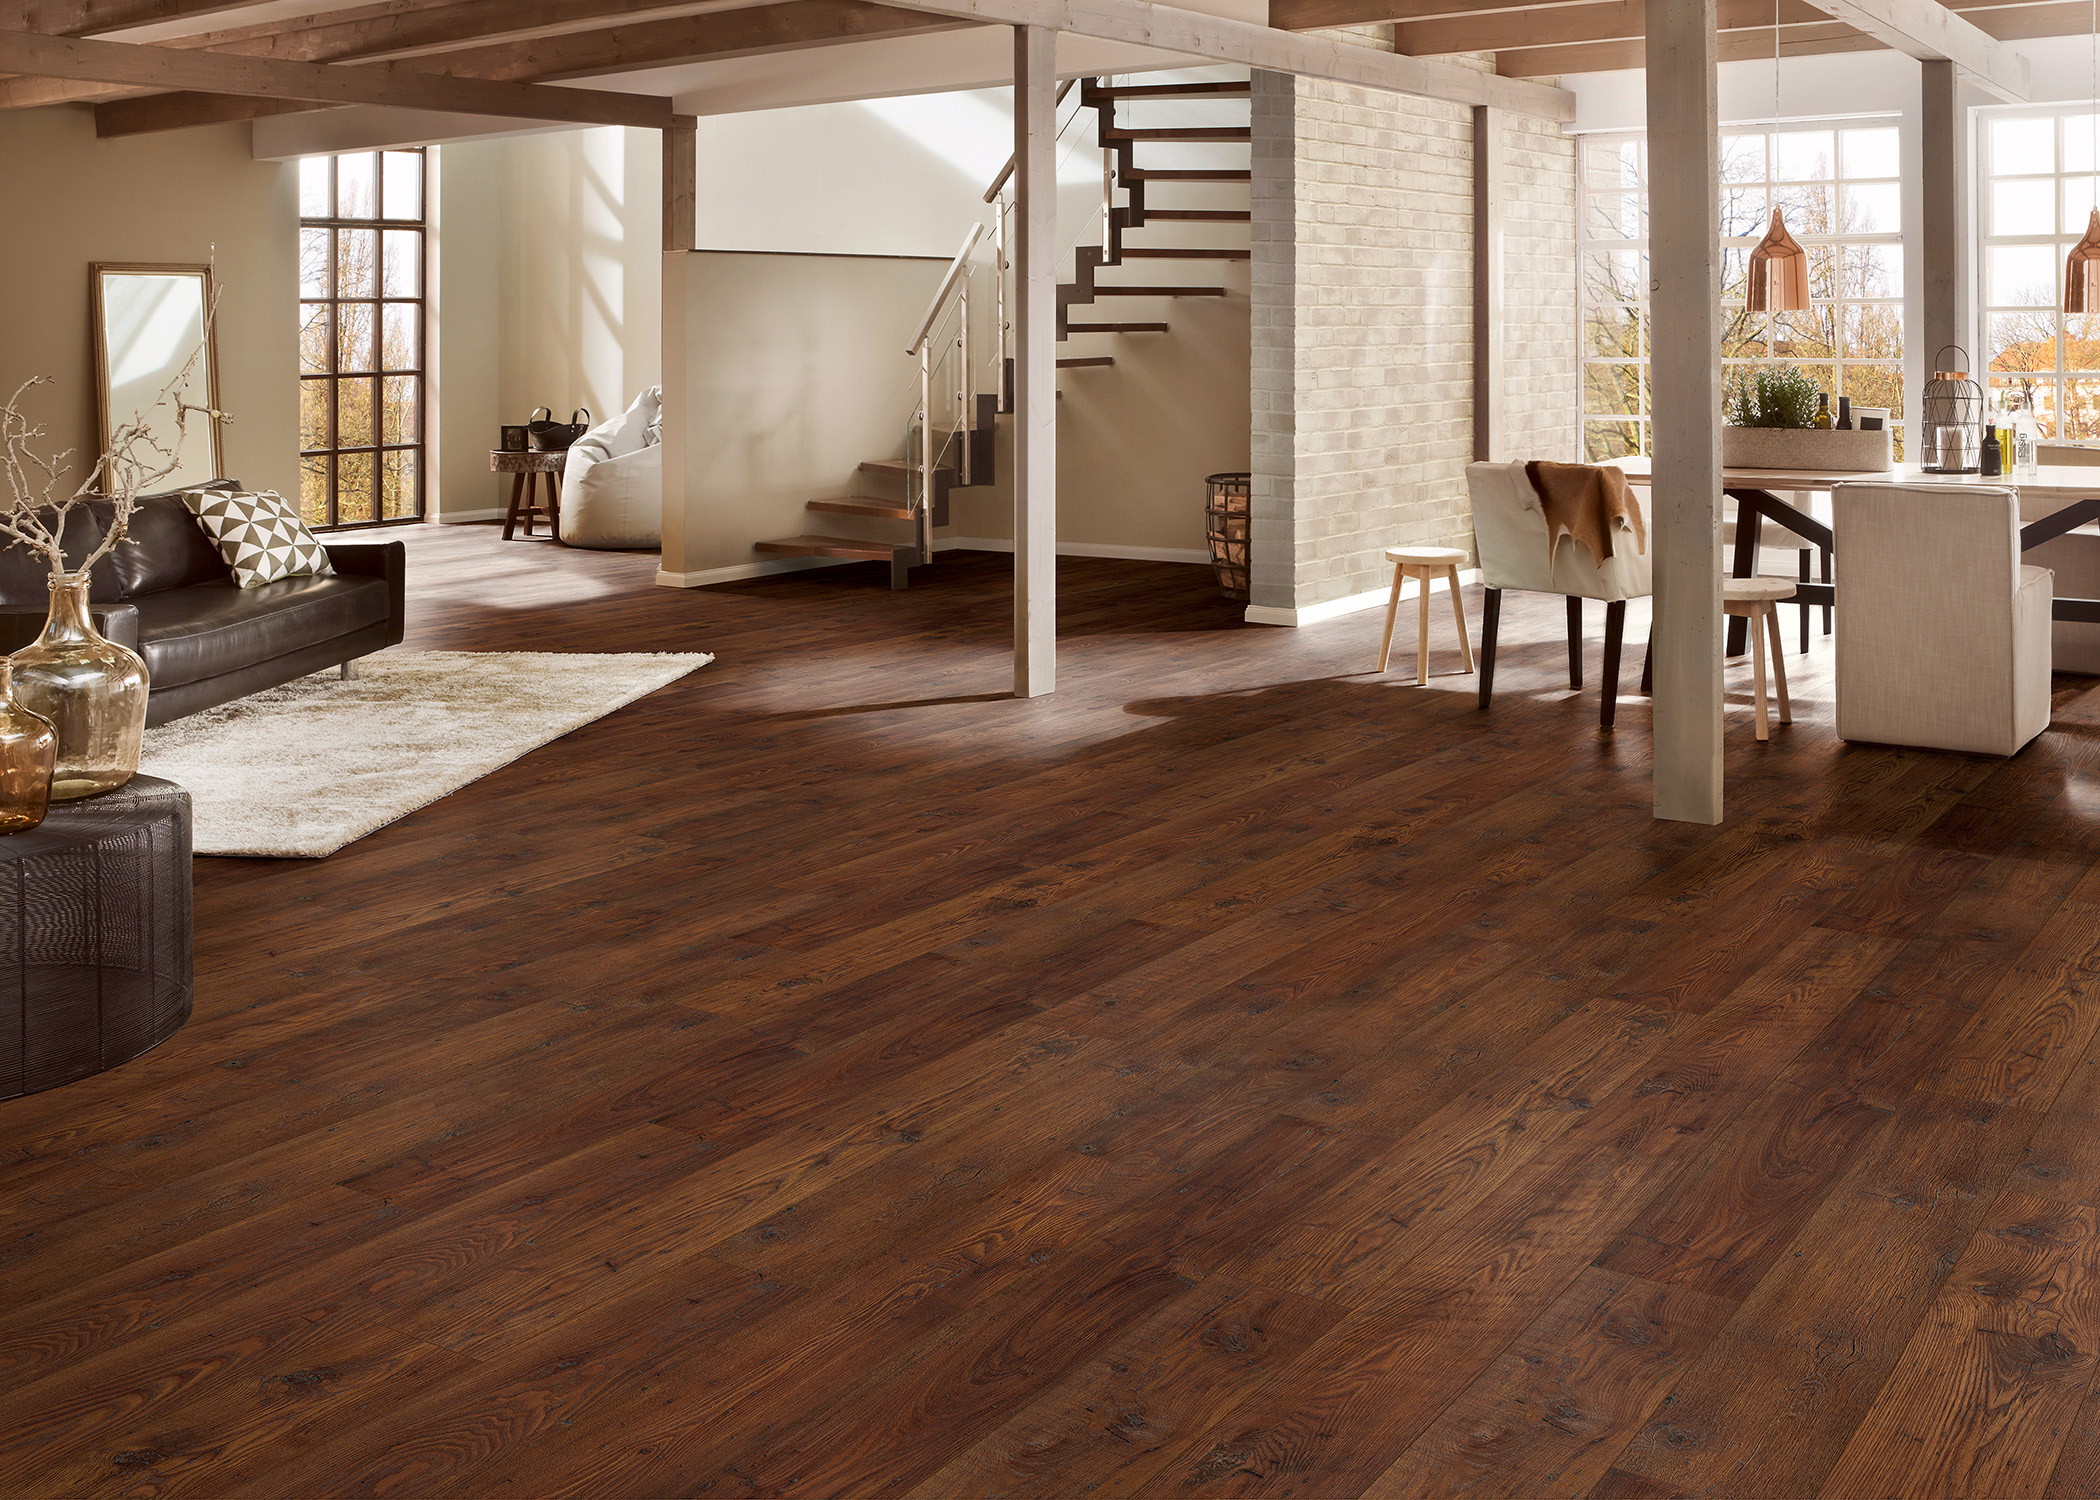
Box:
[90, 263, 222, 492]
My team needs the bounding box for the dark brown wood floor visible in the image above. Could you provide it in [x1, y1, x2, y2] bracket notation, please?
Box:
[3, 527, 2100, 1499]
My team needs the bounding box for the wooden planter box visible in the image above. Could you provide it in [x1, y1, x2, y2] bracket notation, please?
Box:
[1721, 426, 1893, 472]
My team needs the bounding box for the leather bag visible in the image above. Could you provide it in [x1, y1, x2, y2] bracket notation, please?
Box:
[527, 407, 591, 451]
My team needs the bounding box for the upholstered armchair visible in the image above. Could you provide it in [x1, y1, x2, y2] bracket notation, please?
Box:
[1469, 460, 1653, 728]
[1830, 480, 2052, 756]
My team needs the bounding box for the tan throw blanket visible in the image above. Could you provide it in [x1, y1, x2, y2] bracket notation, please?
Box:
[1524, 460, 1648, 572]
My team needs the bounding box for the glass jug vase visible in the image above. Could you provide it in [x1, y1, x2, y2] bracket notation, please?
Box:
[9, 573, 149, 801]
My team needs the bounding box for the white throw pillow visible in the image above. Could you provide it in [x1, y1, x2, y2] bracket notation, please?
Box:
[182, 488, 334, 588]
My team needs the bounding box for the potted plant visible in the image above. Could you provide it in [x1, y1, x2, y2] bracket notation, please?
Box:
[1722, 365, 1893, 471]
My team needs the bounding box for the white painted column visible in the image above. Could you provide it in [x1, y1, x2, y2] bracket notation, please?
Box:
[1646, 0, 1724, 824]
[1918, 60, 1967, 374]
[1473, 104, 1505, 464]
[657, 115, 696, 584]
[1013, 23, 1057, 697]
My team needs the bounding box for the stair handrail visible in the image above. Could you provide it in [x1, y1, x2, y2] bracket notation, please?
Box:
[981, 78, 1077, 205]
[907, 221, 984, 358]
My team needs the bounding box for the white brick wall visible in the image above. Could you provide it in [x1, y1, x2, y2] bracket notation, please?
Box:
[1249, 68, 1578, 614]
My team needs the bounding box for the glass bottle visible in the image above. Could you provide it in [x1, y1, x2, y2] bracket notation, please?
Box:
[2014, 400, 2042, 479]
[0, 659, 55, 834]
[9, 573, 149, 801]
[1813, 394, 1834, 430]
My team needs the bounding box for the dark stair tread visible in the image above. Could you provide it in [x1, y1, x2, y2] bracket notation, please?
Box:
[755, 535, 915, 560]
[1119, 247, 1252, 259]
[1092, 81, 1252, 97]
[1104, 127, 1252, 141]
[808, 497, 913, 520]
[1057, 357, 1114, 368]
[1086, 286, 1230, 296]
[1141, 209, 1252, 221]
[1124, 168, 1252, 182]
[1064, 321, 1171, 333]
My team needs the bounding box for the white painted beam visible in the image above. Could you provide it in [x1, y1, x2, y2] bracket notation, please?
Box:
[1796, 0, 2028, 99]
[0, 25, 676, 124]
[1013, 23, 1057, 696]
[1647, 0, 1724, 825]
[887, 0, 1576, 120]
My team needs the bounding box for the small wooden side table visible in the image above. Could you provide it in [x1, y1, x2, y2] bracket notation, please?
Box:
[490, 449, 567, 543]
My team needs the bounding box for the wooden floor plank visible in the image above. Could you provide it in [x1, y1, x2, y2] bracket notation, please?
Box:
[0, 532, 2092, 1498]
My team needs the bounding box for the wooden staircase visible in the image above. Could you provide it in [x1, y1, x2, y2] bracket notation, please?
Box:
[755, 75, 1251, 589]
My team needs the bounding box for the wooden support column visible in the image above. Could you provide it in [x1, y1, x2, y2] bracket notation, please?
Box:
[657, 115, 696, 584]
[1013, 23, 1056, 696]
[1647, 0, 1724, 824]
[1473, 104, 1506, 463]
[1919, 59, 1965, 377]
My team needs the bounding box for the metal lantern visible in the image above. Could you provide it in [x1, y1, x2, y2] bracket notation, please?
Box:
[1920, 346, 1983, 474]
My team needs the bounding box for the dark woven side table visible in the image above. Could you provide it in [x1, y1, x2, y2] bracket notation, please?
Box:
[0, 774, 192, 1102]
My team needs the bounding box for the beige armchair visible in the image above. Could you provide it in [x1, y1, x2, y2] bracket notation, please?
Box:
[1830, 480, 2052, 756]
[1469, 460, 1653, 728]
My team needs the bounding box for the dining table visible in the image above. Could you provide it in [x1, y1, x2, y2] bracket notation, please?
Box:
[1609, 456, 2100, 657]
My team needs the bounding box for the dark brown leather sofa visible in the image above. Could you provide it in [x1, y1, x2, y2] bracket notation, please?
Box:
[0, 483, 405, 728]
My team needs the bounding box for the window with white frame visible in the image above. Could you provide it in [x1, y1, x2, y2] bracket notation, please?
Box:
[1579, 122, 1906, 461]
[1980, 109, 2100, 440]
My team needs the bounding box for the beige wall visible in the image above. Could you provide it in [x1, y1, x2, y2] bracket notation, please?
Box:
[0, 106, 298, 508]
[434, 127, 664, 520]
[674, 250, 948, 577]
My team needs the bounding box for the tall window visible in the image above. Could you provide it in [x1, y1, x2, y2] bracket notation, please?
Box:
[1980, 110, 2100, 440]
[299, 150, 425, 528]
[1579, 123, 1906, 461]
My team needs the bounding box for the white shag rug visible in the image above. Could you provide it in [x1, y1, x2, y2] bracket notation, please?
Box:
[138, 649, 712, 858]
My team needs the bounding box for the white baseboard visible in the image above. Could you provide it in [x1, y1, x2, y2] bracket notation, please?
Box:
[656, 554, 843, 588]
[936, 536, 1211, 565]
[435, 508, 507, 523]
[1244, 567, 1482, 628]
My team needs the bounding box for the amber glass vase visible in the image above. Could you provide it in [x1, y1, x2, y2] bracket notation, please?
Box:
[0, 659, 56, 833]
[9, 573, 149, 802]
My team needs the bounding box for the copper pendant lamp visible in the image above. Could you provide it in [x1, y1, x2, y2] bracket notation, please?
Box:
[2068, 210, 2100, 315]
[2075, 0, 2100, 314]
[1745, 0, 1812, 315]
[1747, 209, 1813, 312]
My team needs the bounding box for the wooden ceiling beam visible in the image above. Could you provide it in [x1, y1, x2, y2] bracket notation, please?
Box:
[0, 0, 284, 34]
[1394, 0, 1829, 56]
[87, 0, 969, 134]
[883, 0, 1576, 116]
[0, 0, 809, 107]
[1280, 0, 2058, 37]
[1794, 0, 2027, 98]
[1496, 21, 1878, 73]
[0, 26, 677, 124]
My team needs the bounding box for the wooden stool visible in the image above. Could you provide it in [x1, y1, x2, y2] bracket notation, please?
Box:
[490, 449, 567, 543]
[1376, 546, 1474, 685]
[1724, 577, 1795, 741]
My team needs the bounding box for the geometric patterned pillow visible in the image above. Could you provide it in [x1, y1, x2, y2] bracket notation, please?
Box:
[180, 488, 335, 589]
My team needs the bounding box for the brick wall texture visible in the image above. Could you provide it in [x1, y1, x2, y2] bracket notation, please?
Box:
[1249, 67, 1577, 614]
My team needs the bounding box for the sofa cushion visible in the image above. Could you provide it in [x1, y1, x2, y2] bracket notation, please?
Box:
[112, 487, 239, 597]
[127, 574, 390, 690]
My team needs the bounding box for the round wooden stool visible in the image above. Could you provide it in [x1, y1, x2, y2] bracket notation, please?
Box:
[490, 449, 567, 543]
[1376, 546, 1474, 685]
[1724, 577, 1796, 741]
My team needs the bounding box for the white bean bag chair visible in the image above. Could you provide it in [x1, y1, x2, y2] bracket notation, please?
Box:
[561, 387, 662, 549]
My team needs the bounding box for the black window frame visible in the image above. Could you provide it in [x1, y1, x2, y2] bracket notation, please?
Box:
[299, 148, 427, 530]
